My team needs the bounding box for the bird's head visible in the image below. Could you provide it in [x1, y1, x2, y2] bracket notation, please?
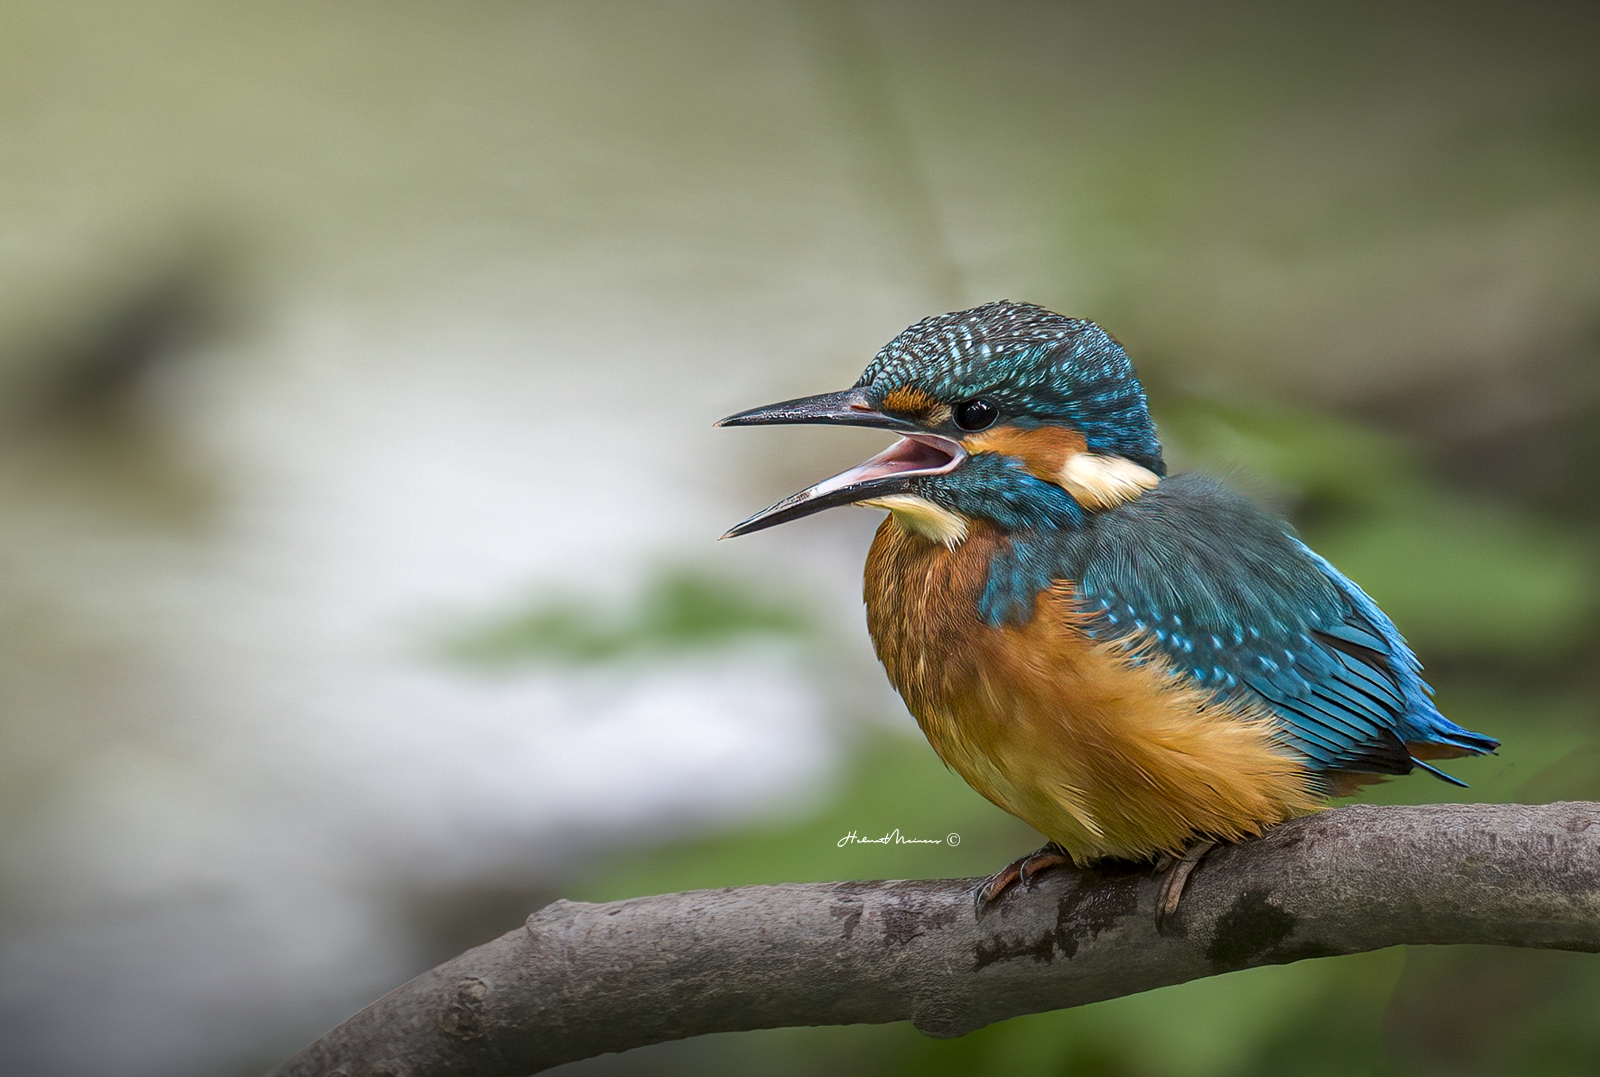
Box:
[720, 301, 1166, 546]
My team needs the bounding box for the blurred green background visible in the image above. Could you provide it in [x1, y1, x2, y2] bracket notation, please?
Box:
[0, 3, 1597, 1075]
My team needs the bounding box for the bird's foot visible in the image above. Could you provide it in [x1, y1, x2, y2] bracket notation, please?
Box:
[1154, 839, 1218, 935]
[973, 842, 1072, 914]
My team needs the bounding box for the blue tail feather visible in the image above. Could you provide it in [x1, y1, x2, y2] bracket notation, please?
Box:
[1409, 755, 1470, 788]
[1294, 539, 1500, 770]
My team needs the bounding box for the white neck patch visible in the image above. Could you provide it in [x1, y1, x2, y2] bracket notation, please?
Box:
[861, 494, 969, 548]
[1057, 454, 1161, 510]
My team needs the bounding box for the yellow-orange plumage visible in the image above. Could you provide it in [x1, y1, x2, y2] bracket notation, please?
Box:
[863, 514, 1322, 863]
[961, 424, 1086, 483]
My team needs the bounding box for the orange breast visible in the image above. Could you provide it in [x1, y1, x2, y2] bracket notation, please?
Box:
[862, 517, 1321, 862]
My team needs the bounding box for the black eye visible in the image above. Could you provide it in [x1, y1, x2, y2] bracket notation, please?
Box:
[953, 398, 998, 431]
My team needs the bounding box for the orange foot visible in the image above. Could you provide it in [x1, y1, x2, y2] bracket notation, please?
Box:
[973, 842, 1072, 913]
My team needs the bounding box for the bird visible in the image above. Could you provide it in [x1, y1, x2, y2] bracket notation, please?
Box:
[718, 301, 1498, 924]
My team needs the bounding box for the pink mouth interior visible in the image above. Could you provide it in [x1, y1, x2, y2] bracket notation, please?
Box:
[857, 435, 960, 479]
[812, 434, 964, 497]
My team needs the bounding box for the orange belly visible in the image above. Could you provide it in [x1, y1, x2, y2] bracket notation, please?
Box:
[862, 516, 1321, 862]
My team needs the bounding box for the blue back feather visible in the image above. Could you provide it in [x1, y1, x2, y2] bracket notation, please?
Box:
[978, 473, 1498, 781]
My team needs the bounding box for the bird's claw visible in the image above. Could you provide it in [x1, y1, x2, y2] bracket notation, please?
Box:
[1154, 839, 1217, 934]
[973, 842, 1071, 915]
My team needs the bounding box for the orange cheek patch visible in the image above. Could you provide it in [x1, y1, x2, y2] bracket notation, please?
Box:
[964, 424, 1088, 482]
[881, 386, 942, 421]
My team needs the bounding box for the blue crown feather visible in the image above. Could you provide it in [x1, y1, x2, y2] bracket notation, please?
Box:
[857, 301, 1165, 474]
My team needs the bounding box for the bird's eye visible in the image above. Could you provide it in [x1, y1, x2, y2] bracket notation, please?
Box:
[953, 398, 998, 431]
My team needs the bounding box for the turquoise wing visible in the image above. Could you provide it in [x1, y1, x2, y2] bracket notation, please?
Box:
[1002, 473, 1498, 780]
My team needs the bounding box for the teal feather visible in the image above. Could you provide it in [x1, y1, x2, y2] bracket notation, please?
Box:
[983, 473, 1498, 782]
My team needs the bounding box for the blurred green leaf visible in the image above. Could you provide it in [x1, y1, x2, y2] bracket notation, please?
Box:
[441, 566, 810, 668]
[1157, 399, 1402, 507]
[1313, 508, 1596, 654]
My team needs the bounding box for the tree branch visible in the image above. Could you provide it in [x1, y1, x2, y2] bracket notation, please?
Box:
[269, 803, 1600, 1076]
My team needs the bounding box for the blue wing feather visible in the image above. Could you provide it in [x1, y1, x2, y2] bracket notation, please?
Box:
[1005, 473, 1498, 783]
[1296, 540, 1499, 757]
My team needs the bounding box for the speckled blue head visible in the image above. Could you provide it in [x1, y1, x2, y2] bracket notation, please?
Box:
[719, 301, 1165, 539]
[858, 301, 1165, 475]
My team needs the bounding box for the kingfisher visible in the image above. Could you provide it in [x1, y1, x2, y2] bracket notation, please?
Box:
[719, 301, 1498, 921]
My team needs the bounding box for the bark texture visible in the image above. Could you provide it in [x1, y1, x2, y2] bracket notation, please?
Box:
[270, 802, 1600, 1076]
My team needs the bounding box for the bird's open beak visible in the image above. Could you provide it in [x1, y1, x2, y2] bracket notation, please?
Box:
[717, 388, 966, 538]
